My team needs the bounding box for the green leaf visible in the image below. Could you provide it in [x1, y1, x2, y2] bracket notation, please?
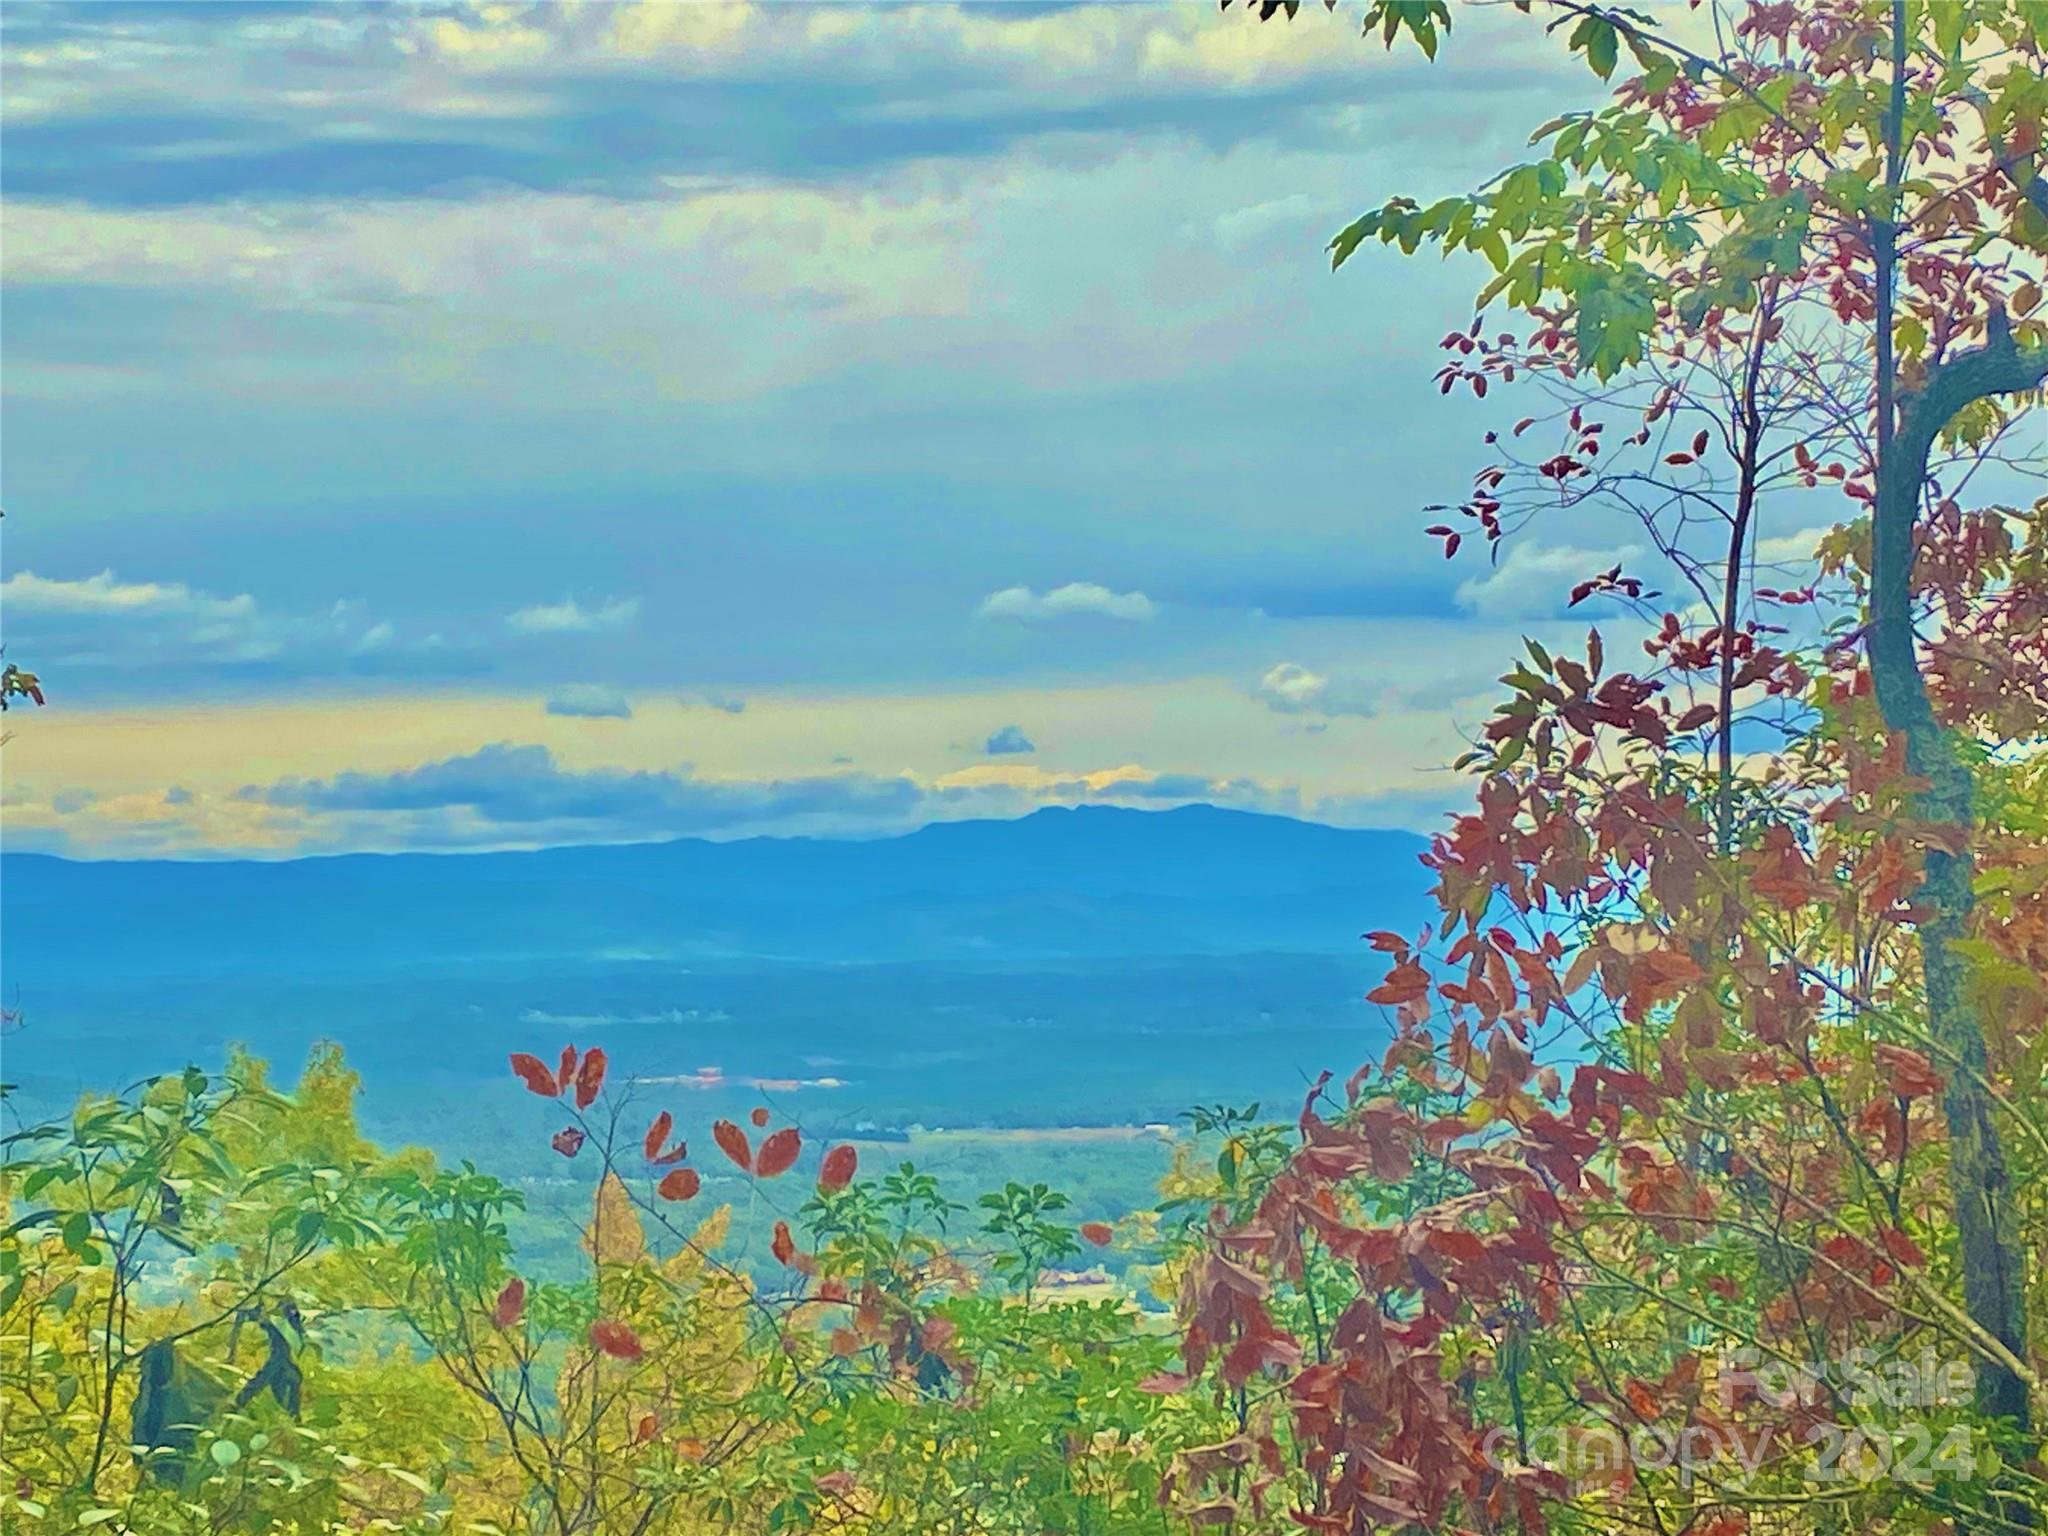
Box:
[60, 1211, 92, 1255]
[1578, 17, 1620, 80]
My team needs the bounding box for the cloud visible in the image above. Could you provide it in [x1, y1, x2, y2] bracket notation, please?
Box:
[683, 692, 747, 715]
[1455, 544, 1643, 622]
[1254, 661, 1378, 719]
[641, 1066, 847, 1093]
[519, 1007, 730, 1028]
[977, 582, 1157, 623]
[545, 684, 633, 719]
[931, 761, 1299, 818]
[507, 596, 641, 634]
[983, 724, 1035, 755]
[140, 741, 1311, 855]
[0, 568, 445, 679]
[0, 569, 251, 618]
[242, 742, 930, 845]
[1752, 525, 1833, 569]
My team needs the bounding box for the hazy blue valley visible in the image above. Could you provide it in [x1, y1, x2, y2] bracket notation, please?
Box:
[1, 806, 1430, 1264]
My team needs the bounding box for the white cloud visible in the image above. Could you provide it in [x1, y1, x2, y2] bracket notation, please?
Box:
[1, 568, 284, 666]
[352, 621, 398, 654]
[977, 582, 1157, 623]
[1752, 525, 1833, 569]
[506, 596, 640, 634]
[2, 568, 256, 621]
[1255, 661, 1378, 718]
[1455, 543, 1642, 623]
[544, 684, 634, 719]
[5, 1, 1575, 135]
[1256, 661, 1327, 713]
[0, 568, 460, 678]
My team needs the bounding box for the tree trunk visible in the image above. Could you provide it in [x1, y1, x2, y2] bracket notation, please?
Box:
[1867, 320, 2045, 1467]
[1868, 12, 2039, 1496]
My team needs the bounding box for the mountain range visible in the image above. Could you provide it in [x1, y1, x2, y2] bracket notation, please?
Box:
[1, 805, 1433, 987]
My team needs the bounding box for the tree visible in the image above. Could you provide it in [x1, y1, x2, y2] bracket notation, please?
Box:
[1150, 0, 2048, 1528]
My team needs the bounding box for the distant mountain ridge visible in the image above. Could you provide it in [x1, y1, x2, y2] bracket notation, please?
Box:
[2, 805, 1432, 985]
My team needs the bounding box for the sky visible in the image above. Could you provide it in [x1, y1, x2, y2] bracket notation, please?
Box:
[0, 0, 1659, 858]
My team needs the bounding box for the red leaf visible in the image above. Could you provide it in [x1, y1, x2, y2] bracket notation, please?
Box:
[771, 1219, 797, 1267]
[1879, 1226, 1927, 1269]
[1874, 1043, 1941, 1099]
[492, 1277, 525, 1330]
[712, 1119, 752, 1171]
[1664, 451, 1695, 466]
[589, 1319, 643, 1361]
[756, 1126, 801, 1179]
[509, 1053, 559, 1097]
[573, 1047, 607, 1110]
[815, 1470, 857, 1495]
[658, 1167, 701, 1201]
[1691, 429, 1710, 456]
[749, 1106, 771, 1128]
[558, 1044, 578, 1091]
[643, 1110, 674, 1162]
[552, 1127, 587, 1158]
[819, 1144, 858, 1192]
[1080, 1222, 1113, 1247]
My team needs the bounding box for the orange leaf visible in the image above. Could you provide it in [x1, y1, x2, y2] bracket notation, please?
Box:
[755, 1126, 801, 1179]
[509, 1053, 559, 1097]
[589, 1319, 643, 1360]
[1874, 1043, 1941, 1099]
[573, 1047, 608, 1110]
[712, 1119, 752, 1172]
[1879, 1226, 1927, 1269]
[819, 1144, 858, 1192]
[1080, 1222, 1113, 1247]
[492, 1277, 525, 1330]
[1138, 1371, 1192, 1394]
[658, 1167, 701, 1202]
[643, 1110, 674, 1162]
[771, 1219, 797, 1267]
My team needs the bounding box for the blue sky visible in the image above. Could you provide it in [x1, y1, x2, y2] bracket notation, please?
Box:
[2, 0, 1668, 857]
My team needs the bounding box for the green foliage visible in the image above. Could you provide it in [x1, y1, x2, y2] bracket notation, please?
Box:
[0, 1050, 1248, 1534]
[977, 1182, 1081, 1299]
